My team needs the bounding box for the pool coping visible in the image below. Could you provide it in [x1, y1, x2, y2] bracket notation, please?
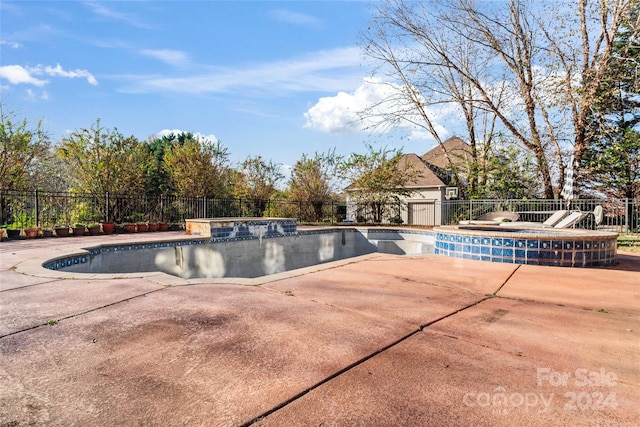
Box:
[435, 225, 619, 239]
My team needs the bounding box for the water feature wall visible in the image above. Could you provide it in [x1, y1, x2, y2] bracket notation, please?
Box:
[185, 218, 297, 239]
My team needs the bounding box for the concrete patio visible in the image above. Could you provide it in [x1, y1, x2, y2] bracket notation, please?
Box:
[1, 230, 638, 426]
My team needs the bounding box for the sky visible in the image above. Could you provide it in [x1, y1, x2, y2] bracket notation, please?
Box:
[0, 0, 450, 172]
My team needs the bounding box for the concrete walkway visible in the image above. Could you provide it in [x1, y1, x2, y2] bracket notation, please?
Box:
[1, 231, 638, 426]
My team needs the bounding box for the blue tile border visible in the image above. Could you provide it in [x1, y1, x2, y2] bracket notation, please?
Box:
[434, 228, 617, 267]
[44, 238, 209, 271]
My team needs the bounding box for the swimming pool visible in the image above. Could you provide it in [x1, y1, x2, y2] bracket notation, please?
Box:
[44, 228, 434, 279]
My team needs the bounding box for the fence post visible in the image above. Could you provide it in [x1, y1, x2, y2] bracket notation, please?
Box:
[34, 189, 39, 227]
[105, 192, 110, 223]
[331, 201, 335, 224]
[625, 198, 629, 234]
[434, 200, 437, 226]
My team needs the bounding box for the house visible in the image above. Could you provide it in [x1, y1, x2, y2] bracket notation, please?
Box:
[346, 137, 471, 226]
[421, 136, 472, 188]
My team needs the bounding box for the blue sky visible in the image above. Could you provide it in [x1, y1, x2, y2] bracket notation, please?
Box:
[1, 1, 447, 170]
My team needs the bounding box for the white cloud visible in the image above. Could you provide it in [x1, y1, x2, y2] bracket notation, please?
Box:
[24, 88, 49, 101]
[84, 1, 151, 29]
[42, 64, 98, 85]
[25, 88, 36, 101]
[304, 77, 450, 141]
[0, 63, 97, 86]
[0, 65, 48, 86]
[119, 46, 363, 95]
[270, 9, 321, 27]
[0, 40, 22, 48]
[155, 129, 218, 143]
[139, 49, 189, 67]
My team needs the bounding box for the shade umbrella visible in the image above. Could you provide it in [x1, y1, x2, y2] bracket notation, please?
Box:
[560, 155, 575, 209]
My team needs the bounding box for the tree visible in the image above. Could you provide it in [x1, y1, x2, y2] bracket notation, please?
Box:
[585, 129, 640, 198]
[56, 119, 150, 220]
[232, 155, 284, 217]
[363, 0, 637, 198]
[480, 143, 540, 199]
[584, 0, 640, 200]
[144, 132, 203, 197]
[287, 150, 341, 222]
[0, 108, 50, 191]
[163, 135, 231, 198]
[339, 144, 420, 223]
[362, 5, 506, 197]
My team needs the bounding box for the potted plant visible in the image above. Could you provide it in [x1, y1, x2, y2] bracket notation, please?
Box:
[42, 227, 54, 238]
[101, 221, 115, 235]
[24, 227, 40, 238]
[87, 223, 102, 236]
[5, 223, 21, 239]
[148, 222, 159, 232]
[0, 228, 5, 241]
[72, 223, 86, 236]
[6, 213, 32, 239]
[136, 222, 148, 232]
[55, 225, 70, 237]
[123, 223, 137, 233]
[158, 222, 170, 231]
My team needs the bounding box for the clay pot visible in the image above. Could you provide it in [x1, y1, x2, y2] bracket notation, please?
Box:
[24, 228, 39, 238]
[148, 223, 159, 232]
[55, 227, 70, 237]
[158, 222, 170, 231]
[137, 223, 148, 232]
[101, 222, 115, 235]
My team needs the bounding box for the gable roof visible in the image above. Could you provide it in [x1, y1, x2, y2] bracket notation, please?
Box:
[398, 153, 446, 188]
[344, 153, 446, 191]
[421, 136, 471, 170]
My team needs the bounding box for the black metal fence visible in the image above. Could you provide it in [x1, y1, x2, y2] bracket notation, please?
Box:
[1, 189, 637, 233]
[0, 189, 348, 228]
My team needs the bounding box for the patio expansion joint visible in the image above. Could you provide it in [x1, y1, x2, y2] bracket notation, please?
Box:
[244, 292, 507, 426]
[0, 286, 169, 340]
[0, 278, 61, 293]
[493, 264, 522, 295]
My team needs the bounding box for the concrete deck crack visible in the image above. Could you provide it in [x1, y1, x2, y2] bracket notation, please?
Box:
[0, 286, 168, 339]
[492, 264, 521, 295]
[244, 292, 497, 426]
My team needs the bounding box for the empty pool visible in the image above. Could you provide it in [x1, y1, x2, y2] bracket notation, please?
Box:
[44, 228, 434, 279]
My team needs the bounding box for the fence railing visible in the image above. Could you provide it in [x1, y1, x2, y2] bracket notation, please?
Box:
[0, 189, 637, 234]
[0, 189, 348, 228]
[348, 197, 638, 233]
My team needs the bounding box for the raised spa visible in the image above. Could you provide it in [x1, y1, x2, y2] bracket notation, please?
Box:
[44, 226, 434, 279]
[433, 225, 617, 267]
